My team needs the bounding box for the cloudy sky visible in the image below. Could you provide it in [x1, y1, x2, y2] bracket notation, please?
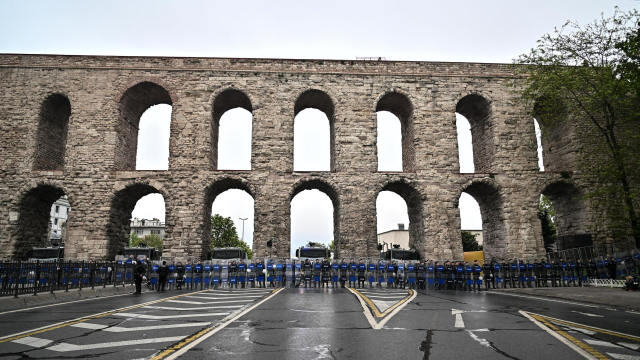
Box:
[1, 0, 634, 255]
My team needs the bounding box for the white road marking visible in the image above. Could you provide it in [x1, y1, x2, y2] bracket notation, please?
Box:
[376, 290, 417, 329]
[607, 353, 640, 360]
[560, 324, 597, 335]
[370, 300, 399, 312]
[619, 343, 640, 350]
[187, 295, 263, 299]
[467, 330, 491, 347]
[114, 313, 230, 319]
[167, 299, 253, 305]
[12, 336, 53, 348]
[519, 311, 595, 360]
[572, 311, 603, 317]
[491, 292, 599, 308]
[0, 293, 130, 316]
[451, 309, 487, 329]
[71, 322, 211, 332]
[144, 305, 243, 311]
[584, 339, 622, 348]
[46, 336, 187, 352]
[163, 288, 284, 360]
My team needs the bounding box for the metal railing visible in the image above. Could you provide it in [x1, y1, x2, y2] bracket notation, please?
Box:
[0, 260, 144, 298]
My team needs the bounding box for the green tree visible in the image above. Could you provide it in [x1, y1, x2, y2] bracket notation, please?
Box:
[461, 231, 482, 252]
[513, 8, 640, 247]
[129, 232, 164, 252]
[538, 195, 557, 252]
[210, 215, 253, 259]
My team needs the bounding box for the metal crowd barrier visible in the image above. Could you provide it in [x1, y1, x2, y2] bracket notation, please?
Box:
[0, 260, 149, 298]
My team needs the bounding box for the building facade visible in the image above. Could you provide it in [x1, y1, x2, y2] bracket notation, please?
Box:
[130, 218, 165, 239]
[49, 196, 70, 242]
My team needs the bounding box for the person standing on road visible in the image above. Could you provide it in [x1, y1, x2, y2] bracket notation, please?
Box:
[607, 257, 617, 280]
[157, 261, 169, 292]
[134, 261, 145, 294]
[483, 260, 494, 290]
[551, 260, 560, 287]
[303, 259, 312, 288]
[357, 259, 366, 288]
[534, 259, 542, 287]
[587, 258, 597, 279]
[576, 259, 584, 287]
[321, 258, 331, 288]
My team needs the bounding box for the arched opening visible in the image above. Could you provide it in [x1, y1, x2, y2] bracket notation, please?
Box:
[541, 182, 589, 251]
[459, 193, 483, 252]
[455, 114, 474, 173]
[290, 180, 339, 257]
[108, 184, 166, 259]
[116, 82, 172, 170]
[15, 185, 68, 259]
[211, 89, 253, 170]
[136, 105, 172, 170]
[204, 179, 255, 257]
[377, 182, 423, 253]
[459, 182, 505, 259]
[532, 96, 573, 172]
[455, 95, 494, 173]
[376, 92, 415, 172]
[33, 94, 71, 171]
[293, 90, 334, 172]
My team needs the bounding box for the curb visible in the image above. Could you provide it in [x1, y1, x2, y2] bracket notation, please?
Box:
[0, 285, 143, 312]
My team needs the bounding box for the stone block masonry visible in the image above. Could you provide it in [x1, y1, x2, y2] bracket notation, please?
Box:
[0, 54, 621, 261]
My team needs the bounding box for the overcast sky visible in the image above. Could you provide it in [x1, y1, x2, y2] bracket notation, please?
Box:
[2, 0, 634, 256]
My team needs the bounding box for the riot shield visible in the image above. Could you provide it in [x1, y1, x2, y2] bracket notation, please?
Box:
[348, 261, 357, 287]
[238, 261, 247, 288]
[425, 261, 434, 290]
[465, 264, 474, 291]
[220, 261, 229, 289]
[275, 260, 285, 287]
[294, 260, 302, 288]
[622, 251, 637, 276]
[630, 249, 640, 276]
[256, 260, 265, 288]
[149, 261, 159, 290]
[436, 263, 445, 290]
[569, 261, 577, 285]
[332, 261, 341, 288]
[212, 260, 222, 289]
[285, 259, 294, 288]
[406, 261, 416, 289]
[494, 263, 502, 286]
[266, 259, 276, 287]
[596, 256, 608, 279]
[193, 262, 203, 289]
[376, 261, 385, 288]
[313, 260, 322, 287]
[202, 261, 212, 289]
[184, 263, 194, 289]
[615, 252, 629, 279]
[396, 262, 406, 289]
[386, 262, 395, 288]
[247, 261, 256, 288]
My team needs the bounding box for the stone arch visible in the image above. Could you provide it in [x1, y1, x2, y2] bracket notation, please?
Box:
[33, 93, 71, 171]
[204, 177, 256, 256]
[458, 179, 506, 259]
[376, 179, 424, 252]
[107, 182, 169, 258]
[289, 178, 340, 255]
[13, 182, 69, 259]
[293, 89, 336, 171]
[455, 93, 495, 173]
[115, 81, 173, 170]
[375, 91, 416, 172]
[541, 180, 589, 250]
[210, 88, 253, 170]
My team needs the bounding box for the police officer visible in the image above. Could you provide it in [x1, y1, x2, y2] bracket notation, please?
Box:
[471, 260, 481, 291]
[238, 260, 247, 288]
[340, 259, 349, 288]
[483, 260, 494, 290]
[349, 258, 357, 288]
[134, 261, 145, 294]
[533, 259, 542, 287]
[256, 259, 266, 288]
[568, 259, 576, 287]
[559, 258, 568, 286]
[367, 260, 376, 288]
[357, 259, 366, 288]
[444, 261, 454, 290]
[157, 261, 169, 292]
[509, 260, 518, 288]
[576, 259, 584, 287]
[313, 259, 322, 288]
[587, 258, 597, 279]
[228, 260, 238, 289]
[518, 260, 527, 288]
[551, 260, 560, 287]
[501, 259, 509, 288]
[175, 261, 185, 290]
[454, 261, 464, 291]
[418, 260, 427, 290]
[303, 259, 312, 288]
[331, 259, 339, 288]
[321, 258, 331, 288]
[248, 260, 256, 288]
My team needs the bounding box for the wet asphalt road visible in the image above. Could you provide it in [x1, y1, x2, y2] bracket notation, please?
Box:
[0, 286, 639, 359]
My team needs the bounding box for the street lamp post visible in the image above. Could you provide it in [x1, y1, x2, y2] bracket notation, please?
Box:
[239, 217, 248, 241]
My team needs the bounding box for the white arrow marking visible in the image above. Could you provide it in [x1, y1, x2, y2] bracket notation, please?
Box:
[607, 353, 640, 360]
[12, 336, 53, 348]
[144, 305, 243, 311]
[452, 309, 487, 329]
[114, 312, 229, 319]
[71, 322, 211, 332]
[572, 311, 603, 317]
[46, 336, 186, 352]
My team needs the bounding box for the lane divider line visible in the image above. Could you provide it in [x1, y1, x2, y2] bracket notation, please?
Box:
[530, 313, 640, 342]
[0, 289, 214, 343]
[151, 288, 283, 360]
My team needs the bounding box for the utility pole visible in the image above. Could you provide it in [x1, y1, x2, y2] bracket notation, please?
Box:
[239, 217, 248, 241]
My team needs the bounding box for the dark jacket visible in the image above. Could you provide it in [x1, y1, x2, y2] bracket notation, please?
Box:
[158, 265, 169, 277]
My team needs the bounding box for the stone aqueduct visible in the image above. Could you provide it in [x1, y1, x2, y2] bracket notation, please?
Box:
[0, 54, 601, 261]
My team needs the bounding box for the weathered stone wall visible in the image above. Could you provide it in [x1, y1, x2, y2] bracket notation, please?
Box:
[0, 54, 620, 261]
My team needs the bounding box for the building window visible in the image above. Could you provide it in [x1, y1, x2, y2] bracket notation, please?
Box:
[55, 205, 60, 213]
[136, 230, 143, 235]
[54, 218, 58, 225]
[151, 230, 160, 235]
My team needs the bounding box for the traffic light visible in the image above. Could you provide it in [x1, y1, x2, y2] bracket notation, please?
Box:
[267, 240, 273, 248]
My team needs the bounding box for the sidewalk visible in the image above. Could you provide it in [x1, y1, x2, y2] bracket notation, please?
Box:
[0, 284, 143, 312]
[498, 286, 640, 311]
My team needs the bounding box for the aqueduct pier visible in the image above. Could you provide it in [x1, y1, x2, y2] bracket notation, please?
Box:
[0, 54, 604, 261]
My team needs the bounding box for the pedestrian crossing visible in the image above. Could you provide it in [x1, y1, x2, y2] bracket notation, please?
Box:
[4, 288, 275, 358]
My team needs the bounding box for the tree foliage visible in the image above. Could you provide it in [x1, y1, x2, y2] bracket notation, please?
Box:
[210, 214, 253, 259]
[461, 231, 482, 252]
[129, 232, 164, 252]
[538, 195, 557, 252]
[513, 8, 640, 247]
